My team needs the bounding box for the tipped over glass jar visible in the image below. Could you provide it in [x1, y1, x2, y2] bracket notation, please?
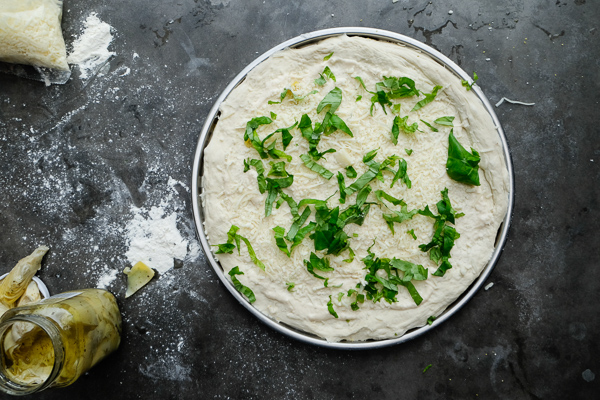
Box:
[0, 289, 122, 395]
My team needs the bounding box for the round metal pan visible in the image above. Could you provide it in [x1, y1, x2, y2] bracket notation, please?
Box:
[191, 27, 514, 349]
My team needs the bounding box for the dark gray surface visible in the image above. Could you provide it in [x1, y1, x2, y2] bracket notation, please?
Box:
[0, 0, 598, 398]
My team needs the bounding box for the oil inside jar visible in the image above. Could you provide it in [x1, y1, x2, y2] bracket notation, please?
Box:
[2, 322, 55, 385]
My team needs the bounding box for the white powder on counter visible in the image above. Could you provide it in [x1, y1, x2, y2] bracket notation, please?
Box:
[67, 13, 115, 79]
[97, 268, 118, 289]
[125, 206, 194, 274]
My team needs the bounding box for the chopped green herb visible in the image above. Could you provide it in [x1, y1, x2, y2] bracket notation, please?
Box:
[407, 229, 417, 240]
[269, 88, 318, 104]
[345, 165, 357, 178]
[423, 364, 432, 373]
[315, 66, 336, 86]
[420, 119, 439, 132]
[343, 247, 355, 263]
[337, 172, 347, 204]
[427, 315, 436, 325]
[286, 282, 295, 291]
[243, 158, 266, 193]
[327, 295, 338, 318]
[434, 116, 455, 126]
[317, 87, 343, 115]
[446, 131, 481, 186]
[324, 51, 334, 61]
[270, 111, 277, 120]
[356, 95, 362, 102]
[244, 116, 272, 141]
[382, 202, 420, 235]
[405, 149, 413, 156]
[418, 188, 462, 276]
[411, 85, 443, 112]
[229, 267, 256, 303]
[354, 75, 419, 115]
[361, 246, 426, 305]
[391, 115, 419, 144]
[273, 226, 290, 257]
[300, 154, 334, 180]
[461, 71, 478, 90]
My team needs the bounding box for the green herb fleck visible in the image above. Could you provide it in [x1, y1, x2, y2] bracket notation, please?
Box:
[434, 116, 455, 126]
[229, 267, 256, 303]
[391, 115, 419, 144]
[273, 226, 290, 257]
[407, 229, 417, 240]
[300, 154, 334, 180]
[420, 119, 439, 132]
[286, 282, 295, 291]
[324, 52, 334, 61]
[461, 71, 478, 90]
[345, 166, 357, 178]
[427, 315, 436, 325]
[327, 295, 338, 318]
[411, 85, 443, 112]
[423, 364, 432, 373]
[405, 149, 413, 156]
[446, 130, 481, 186]
[315, 66, 336, 86]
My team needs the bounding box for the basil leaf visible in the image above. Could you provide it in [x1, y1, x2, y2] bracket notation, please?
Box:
[343, 247, 355, 263]
[324, 52, 334, 61]
[405, 148, 413, 156]
[423, 364, 432, 373]
[269, 88, 318, 104]
[379, 76, 419, 99]
[266, 140, 292, 162]
[446, 131, 481, 186]
[213, 243, 235, 254]
[370, 90, 392, 115]
[461, 71, 478, 91]
[374, 190, 404, 206]
[229, 267, 256, 303]
[317, 87, 343, 114]
[308, 252, 334, 272]
[327, 114, 353, 137]
[433, 260, 453, 277]
[300, 154, 333, 180]
[278, 191, 299, 221]
[383, 206, 419, 235]
[420, 119, 439, 132]
[345, 166, 357, 178]
[411, 85, 443, 112]
[264, 183, 278, 217]
[290, 221, 316, 253]
[315, 66, 336, 86]
[286, 282, 295, 291]
[391, 115, 419, 144]
[270, 111, 277, 120]
[268, 161, 289, 177]
[390, 158, 411, 188]
[390, 258, 428, 281]
[345, 163, 379, 196]
[238, 235, 266, 271]
[363, 148, 379, 163]
[243, 158, 267, 193]
[286, 206, 311, 241]
[407, 229, 417, 240]
[427, 316, 436, 325]
[356, 95, 362, 102]
[269, 122, 298, 150]
[244, 116, 272, 141]
[434, 116, 455, 126]
[337, 172, 347, 204]
[273, 226, 290, 257]
[327, 295, 339, 318]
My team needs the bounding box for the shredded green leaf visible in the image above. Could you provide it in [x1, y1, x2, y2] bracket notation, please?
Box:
[434, 116, 455, 126]
[327, 295, 338, 318]
[229, 267, 256, 303]
[446, 130, 481, 186]
[420, 119, 439, 132]
[391, 115, 419, 144]
[411, 85, 443, 112]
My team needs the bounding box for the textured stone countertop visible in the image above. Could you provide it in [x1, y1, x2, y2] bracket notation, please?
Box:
[0, 1, 598, 399]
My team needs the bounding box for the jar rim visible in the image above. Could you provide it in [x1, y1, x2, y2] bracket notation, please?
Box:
[0, 315, 65, 395]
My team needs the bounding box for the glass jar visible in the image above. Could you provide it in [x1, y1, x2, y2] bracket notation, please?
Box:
[0, 289, 122, 395]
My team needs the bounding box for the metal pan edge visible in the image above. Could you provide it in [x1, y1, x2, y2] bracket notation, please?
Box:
[191, 27, 514, 350]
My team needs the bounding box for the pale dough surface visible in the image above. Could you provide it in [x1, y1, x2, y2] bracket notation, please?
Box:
[202, 35, 509, 342]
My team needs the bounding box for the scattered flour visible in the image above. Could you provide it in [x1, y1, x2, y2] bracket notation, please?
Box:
[67, 13, 116, 79]
[97, 268, 119, 289]
[125, 206, 194, 274]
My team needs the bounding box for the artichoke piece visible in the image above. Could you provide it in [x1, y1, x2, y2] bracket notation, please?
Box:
[123, 261, 155, 298]
[0, 246, 48, 308]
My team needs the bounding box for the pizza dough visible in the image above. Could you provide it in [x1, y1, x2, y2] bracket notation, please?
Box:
[0, 0, 69, 70]
[202, 35, 509, 342]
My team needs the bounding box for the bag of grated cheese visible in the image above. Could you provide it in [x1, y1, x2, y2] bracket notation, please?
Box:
[0, 0, 68, 69]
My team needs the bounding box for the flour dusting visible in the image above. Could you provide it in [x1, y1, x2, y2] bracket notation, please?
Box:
[125, 206, 194, 274]
[67, 13, 115, 79]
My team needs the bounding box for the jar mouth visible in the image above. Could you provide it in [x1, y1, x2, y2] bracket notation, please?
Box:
[0, 315, 64, 396]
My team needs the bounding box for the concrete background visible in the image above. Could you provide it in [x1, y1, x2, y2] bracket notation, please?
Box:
[0, 0, 598, 398]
